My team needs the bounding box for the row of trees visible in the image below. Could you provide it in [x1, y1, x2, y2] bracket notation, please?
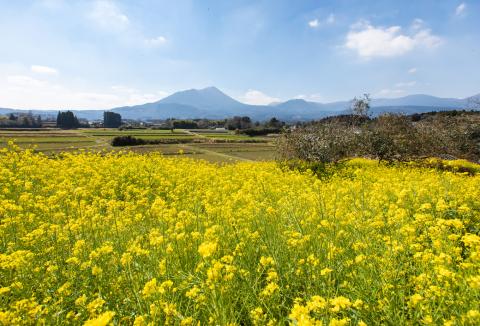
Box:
[0, 113, 43, 128]
[151, 117, 285, 131]
[226, 116, 285, 130]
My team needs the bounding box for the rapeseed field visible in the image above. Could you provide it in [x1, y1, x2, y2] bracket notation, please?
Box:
[1, 145, 479, 325]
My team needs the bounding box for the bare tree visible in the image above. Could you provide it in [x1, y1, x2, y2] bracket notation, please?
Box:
[468, 96, 480, 109]
[351, 93, 371, 117]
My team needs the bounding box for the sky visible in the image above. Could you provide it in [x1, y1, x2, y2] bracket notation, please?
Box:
[0, 0, 479, 109]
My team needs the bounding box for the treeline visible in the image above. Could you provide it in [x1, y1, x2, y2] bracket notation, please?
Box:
[0, 113, 43, 128]
[111, 135, 193, 146]
[111, 135, 266, 147]
[236, 117, 284, 136]
[152, 117, 285, 132]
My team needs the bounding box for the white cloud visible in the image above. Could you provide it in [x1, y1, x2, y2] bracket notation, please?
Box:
[345, 20, 442, 58]
[144, 36, 167, 47]
[110, 86, 169, 105]
[89, 0, 129, 31]
[110, 85, 136, 93]
[308, 19, 319, 28]
[31, 65, 58, 75]
[0, 74, 167, 109]
[377, 80, 418, 98]
[239, 89, 280, 105]
[294, 93, 323, 102]
[395, 81, 417, 88]
[455, 3, 466, 16]
[7, 75, 47, 88]
[408, 67, 417, 74]
[411, 18, 424, 31]
[414, 29, 443, 48]
[308, 13, 335, 28]
[376, 88, 406, 97]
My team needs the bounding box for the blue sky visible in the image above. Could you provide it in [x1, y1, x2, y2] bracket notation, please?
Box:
[0, 0, 479, 109]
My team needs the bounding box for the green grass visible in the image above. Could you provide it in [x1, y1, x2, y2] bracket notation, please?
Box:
[81, 129, 189, 135]
[0, 137, 92, 143]
[203, 134, 262, 140]
[0, 128, 277, 162]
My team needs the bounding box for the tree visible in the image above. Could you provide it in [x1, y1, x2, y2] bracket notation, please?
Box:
[57, 111, 80, 129]
[104, 111, 122, 128]
[21, 116, 30, 127]
[225, 116, 252, 130]
[172, 120, 198, 129]
[351, 93, 371, 117]
[266, 117, 284, 128]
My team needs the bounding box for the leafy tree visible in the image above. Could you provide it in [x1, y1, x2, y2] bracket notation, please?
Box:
[266, 117, 284, 128]
[57, 111, 80, 129]
[104, 112, 122, 128]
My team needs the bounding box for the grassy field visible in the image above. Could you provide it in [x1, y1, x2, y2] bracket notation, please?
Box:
[0, 128, 276, 162]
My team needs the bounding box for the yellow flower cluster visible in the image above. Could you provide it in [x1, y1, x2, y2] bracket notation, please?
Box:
[1, 147, 480, 325]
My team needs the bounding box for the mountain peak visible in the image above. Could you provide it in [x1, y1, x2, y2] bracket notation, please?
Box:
[158, 86, 244, 112]
[284, 99, 308, 104]
[201, 86, 221, 92]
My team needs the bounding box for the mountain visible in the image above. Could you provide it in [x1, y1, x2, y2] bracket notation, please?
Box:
[0, 108, 15, 115]
[109, 89, 476, 121]
[111, 87, 275, 120]
[371, 94, 467, 108]
[1, 87, 478, 122]
[113, 103, 205, 120]
[159, 87, 245, 114]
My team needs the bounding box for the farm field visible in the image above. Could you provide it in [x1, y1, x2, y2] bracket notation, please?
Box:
[0, 128, 275, 162]
[0, 149, 479, 325]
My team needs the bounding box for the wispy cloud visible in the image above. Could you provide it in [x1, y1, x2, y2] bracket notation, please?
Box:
[408, 67, 417, 74]
[39, 0, 65, 10]
[110, 85, 169, 105]
[345, 20, 442, 58]
[31, 65, 58, 75]
[87, 1, 169, 48]
[7, 75, 46, 88]
[1, 73, 167, 109]
[88, 0, 129, 31]
[376, 88, 406, 97]
[395, 81, 417, 88]
[144, 36, 168, 47]
[455, 3, 467, 16]
[239, 89, 280, 105]
[376, 80, 417, 97]
[308, 13, 335, 29]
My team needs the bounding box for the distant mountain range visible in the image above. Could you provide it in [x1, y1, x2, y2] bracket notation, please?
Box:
[1, 87, 478, 121]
